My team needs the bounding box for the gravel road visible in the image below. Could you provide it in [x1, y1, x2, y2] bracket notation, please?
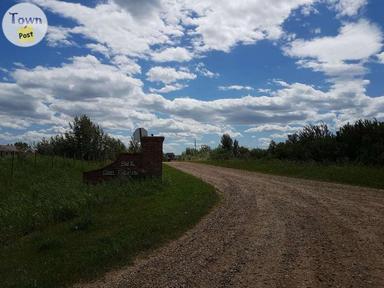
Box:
[76, 162, 384, 288]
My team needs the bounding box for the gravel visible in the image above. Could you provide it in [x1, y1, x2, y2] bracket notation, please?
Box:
[75, 162, 384, 288]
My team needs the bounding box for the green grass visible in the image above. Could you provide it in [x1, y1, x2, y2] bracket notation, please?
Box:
[0, 155, 218, 288]
[201, 159, 384, 190]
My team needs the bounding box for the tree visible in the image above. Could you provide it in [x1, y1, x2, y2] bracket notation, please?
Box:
[268, 140, 277, 154]
[128, 137, 140, 153]
[102, 135, 126, 160]
[233, 139, 239, 157]
[199, 145, 211, 154]
[220, 134, 233, 151]
[238, 146, 250, 158]
[66, 115, 104, 160]
[185, 147, 197, 155]
[36, 138, 53, 155]
[336, 119, 384, 164]
[36, 115, 126, 161]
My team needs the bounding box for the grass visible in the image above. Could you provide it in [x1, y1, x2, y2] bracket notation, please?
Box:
[0, 155, 218, 288]
[201, 159, 384, 190]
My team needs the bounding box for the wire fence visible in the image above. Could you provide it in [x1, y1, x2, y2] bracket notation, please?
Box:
[0, 152, 109, 187]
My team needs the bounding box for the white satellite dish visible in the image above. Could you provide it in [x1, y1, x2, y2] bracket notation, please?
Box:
[133, 128, 148, 142]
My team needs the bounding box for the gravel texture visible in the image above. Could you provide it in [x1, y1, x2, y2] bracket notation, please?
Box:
[75, 162, 384, 288]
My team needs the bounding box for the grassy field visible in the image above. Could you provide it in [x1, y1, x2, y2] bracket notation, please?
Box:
[201, 159, 384, 190]
[0, 155, 218, 288]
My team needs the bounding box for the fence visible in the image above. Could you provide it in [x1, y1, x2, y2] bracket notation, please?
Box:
[0, 153, 109, 186]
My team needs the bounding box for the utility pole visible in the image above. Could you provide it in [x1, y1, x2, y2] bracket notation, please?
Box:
[194, 138, 197, 150]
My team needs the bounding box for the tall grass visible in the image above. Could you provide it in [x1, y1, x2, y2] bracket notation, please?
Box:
[0, 155, 218, 287]
[0, 155, 104, 243]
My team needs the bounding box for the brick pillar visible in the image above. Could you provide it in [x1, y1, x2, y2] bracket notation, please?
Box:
[141, 136, 164, 177]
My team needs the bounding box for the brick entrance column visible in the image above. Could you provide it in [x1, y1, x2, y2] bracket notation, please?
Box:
[141, 136, 165, 177]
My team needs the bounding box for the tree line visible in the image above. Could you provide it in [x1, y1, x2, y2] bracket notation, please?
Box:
[181, 119, 384, 165]
[15, 115, 127, 161]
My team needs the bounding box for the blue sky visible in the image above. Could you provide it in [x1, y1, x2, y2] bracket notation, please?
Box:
[1, 0, 384, 153]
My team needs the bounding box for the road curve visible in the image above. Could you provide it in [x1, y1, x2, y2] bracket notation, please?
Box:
[76, 162, 384, 288]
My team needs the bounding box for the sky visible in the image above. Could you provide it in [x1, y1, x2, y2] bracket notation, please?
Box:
[0, 0, 384, 153]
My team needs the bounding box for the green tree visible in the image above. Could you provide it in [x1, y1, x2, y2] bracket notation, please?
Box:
[220, 134, 233, 151]
[36, 115, 126, 161]
[128, 137, 141, 153]
[233, 139, 239, 157]
[66, 115, 103, 160]
[36, 138, 53, 155]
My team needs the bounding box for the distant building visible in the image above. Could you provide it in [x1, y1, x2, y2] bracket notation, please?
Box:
[164, 153, 176, 162]
[0, 145, 21, 156]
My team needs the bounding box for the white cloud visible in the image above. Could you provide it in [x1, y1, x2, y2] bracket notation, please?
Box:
[285, 20, 383, 80]
[34, 0, 372, 68]
[12, 55, 143, 101]
[0, 130, 56, 144]
[377, 52, 384, 63]
[0, 83, 55, 129]
[85, 43, 110, 57]
[257, 88, 271, 94]
[296, 59, 367, 78]
[112, 0, 162, 18]
[32, 0, 184, 58]
[111, 55, 141, 75]
[149, 83, 186, 93]
[0, 56, 232, 144]
[152, 47, 193, 62]
[273, 79, 290, 87]
[143, 82, 330, 125]
[195, 63, 219, 78]
[219, 85, 254, 91]
[327, 0, 367, 16]
[185, 0, 318, 52]
[270, 132, 290, 139]
[13, 62, 25, 68]
[145, 117, 225, 136]
[33, 0, 320, 58]
[257, 137, 272, 148]
[285, 20, 382, 63]
[245, 124, 298, 133]
[46, 26, 75, 47]
[143, 79, 384, 131]
[2, 58, 384, 151]
[2, 54, 347, 145]
[146, 66, 196, 84]
[301, 4, 319, 16]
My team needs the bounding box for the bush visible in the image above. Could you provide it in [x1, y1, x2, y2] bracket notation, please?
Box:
[267, 119, 384, 165]
[181, 119, 384, 166]
[209, 147, 233, 160]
